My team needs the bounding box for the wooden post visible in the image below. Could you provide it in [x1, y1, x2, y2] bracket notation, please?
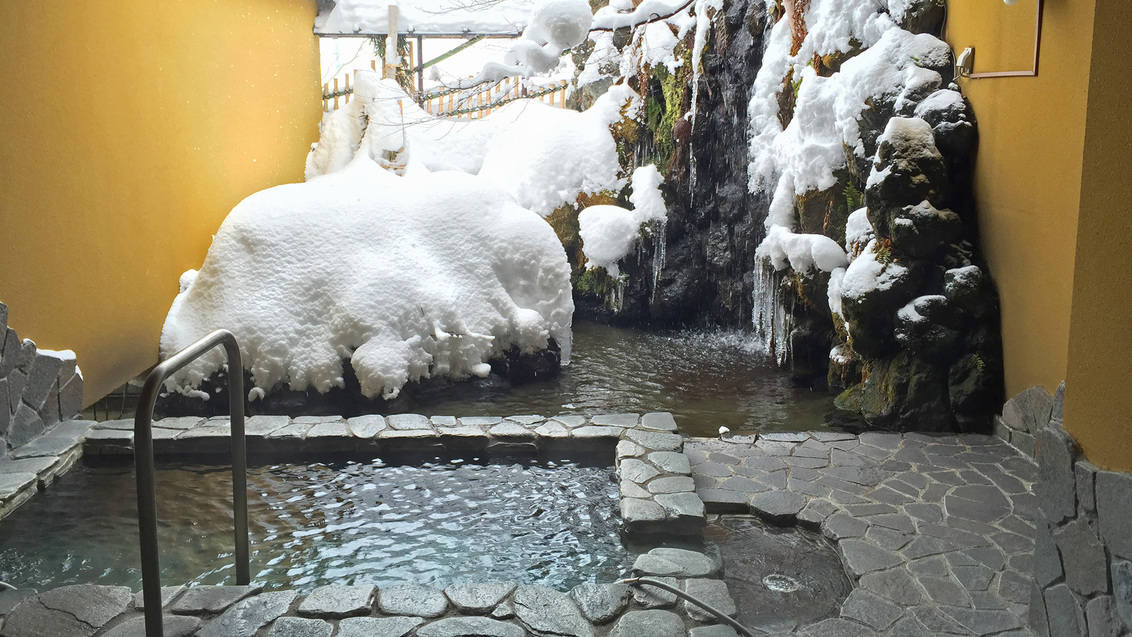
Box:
[323, 83, 329, 112]
[344, 74, 351, 105]
[384, 4, 400, 79]
[333, 78, 340, 110]
[416, 35, 425, 98]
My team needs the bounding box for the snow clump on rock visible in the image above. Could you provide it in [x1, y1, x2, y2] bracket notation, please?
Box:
[161, 157, 574, 401]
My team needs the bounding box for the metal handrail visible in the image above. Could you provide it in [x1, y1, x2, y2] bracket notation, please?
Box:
[134, 329, 248, 637]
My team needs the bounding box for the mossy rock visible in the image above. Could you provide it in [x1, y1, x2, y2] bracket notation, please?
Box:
[947, 351, 1001, 433]
[795, 169, 858, 241]
[839, 351, 957, 432]
[643, 53, 694, 173]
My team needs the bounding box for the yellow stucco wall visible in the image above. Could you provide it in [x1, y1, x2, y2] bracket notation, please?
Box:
[946, 0, 1094, 399]
[1064, 0, 1132, 472]
[0, 1, 321, 405]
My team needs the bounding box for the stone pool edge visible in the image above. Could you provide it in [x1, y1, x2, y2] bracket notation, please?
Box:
[0, 412, 750, 637]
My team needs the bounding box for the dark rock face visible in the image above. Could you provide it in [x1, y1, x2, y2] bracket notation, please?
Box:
[571, 0, 770, 328]
[563, 0, 1002, 432]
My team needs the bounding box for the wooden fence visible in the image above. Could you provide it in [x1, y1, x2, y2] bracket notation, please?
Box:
[321, 67, 570, 118]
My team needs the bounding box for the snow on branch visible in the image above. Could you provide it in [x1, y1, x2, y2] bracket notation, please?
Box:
[591, 0, 696, 31]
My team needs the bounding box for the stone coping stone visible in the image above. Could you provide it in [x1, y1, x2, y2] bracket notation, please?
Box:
[5, 575, 741, 637]
[0, 419, 91, 521]
[80, 412, 684, 460]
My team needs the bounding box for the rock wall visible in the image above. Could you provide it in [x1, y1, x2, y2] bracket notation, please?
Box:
[566, 0, 1002, 432]
[0, 302, 84, 456]
[998, 385, 1132, 636]
[563, 0, 771, 327]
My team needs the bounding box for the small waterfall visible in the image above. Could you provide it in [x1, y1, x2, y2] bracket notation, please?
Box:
[752, 260, 792, 366]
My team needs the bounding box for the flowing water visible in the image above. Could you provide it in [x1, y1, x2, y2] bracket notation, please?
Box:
[395, 321, 837, 437]
[0, 459, 631, 593]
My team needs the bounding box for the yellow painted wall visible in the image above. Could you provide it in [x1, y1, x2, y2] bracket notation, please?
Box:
[946, 0, 1094, 398]
[0, 1, 321, 405]
[1064, 0, 1132, 472]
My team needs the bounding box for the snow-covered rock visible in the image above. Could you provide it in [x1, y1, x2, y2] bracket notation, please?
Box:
[757, 226, 848, 274]
[161, 157, 574, 401]
[577, 164, 667, 276]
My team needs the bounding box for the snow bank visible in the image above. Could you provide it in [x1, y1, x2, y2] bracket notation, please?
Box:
[749, 23, 950, 223]
[321, 0, 536, 35]
[576, 164, 668, 276]
[306, 72, 634, 203]
[478, 84, 638, 216]
[161, 157, 574, 401]
[757, 225, 848, 274]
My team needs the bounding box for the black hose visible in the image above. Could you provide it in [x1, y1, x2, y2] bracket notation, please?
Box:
[618, 577, 756, 637]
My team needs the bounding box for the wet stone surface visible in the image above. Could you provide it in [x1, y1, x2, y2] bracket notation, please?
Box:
[689, 431, 1038, 636]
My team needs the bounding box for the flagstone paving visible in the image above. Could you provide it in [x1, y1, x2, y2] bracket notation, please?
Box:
[687, 431, 1037, 636]
[0, 415, 1040, 636]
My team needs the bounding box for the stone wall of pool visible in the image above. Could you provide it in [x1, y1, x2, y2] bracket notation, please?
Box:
[996, 385, 1132, 636]
[0, 303, 83, 466]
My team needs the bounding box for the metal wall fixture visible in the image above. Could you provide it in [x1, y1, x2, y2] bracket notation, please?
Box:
[956, 0, 1044, 79]
[134, 329, 249, 637]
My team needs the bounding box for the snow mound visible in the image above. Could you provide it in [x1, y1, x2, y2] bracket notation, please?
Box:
[306, 73, 636, 208]
[577, 205, 640, 277]
[478, 84, 638, 216]
[161, 157, 574, 401]
[875, 116, 942, 160]
[527, 0, 593, 49]
[577, 164, 668, 276]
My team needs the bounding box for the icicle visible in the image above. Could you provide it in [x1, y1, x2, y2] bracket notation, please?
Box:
[610, 275, 628, 313]
[752, 259, 793, 365]
[650, 219, 667, 303]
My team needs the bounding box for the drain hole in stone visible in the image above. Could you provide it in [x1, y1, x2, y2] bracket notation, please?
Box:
[705, 514, 852, 633]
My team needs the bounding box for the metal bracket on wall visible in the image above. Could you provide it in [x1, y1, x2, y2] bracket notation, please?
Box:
[958, 0, 1044, 78]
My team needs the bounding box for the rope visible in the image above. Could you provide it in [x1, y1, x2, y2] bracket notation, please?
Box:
[618, 577, 757, 637]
